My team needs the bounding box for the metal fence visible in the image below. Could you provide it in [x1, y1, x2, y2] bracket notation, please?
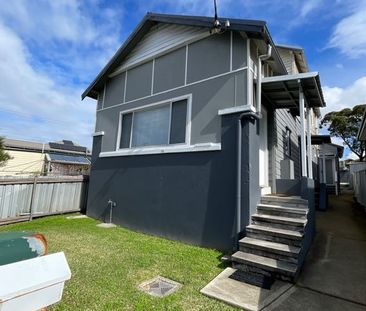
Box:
[0, 176, 88, 225]
[352, 169, 366, 211]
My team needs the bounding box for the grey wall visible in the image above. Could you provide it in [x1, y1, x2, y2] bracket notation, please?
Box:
[95, 72, 247, 152]
[153, 47, 186, 93]
[232, 32, 247, 70]
[88, 113, 259, 251]
[125, 61, 153, 101]
[104, 73, 126, 108]
[94, 31, 248, 152]
[187, 33, 230, 83]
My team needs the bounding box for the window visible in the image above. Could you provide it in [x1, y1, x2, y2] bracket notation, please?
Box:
[118, 98, 188, 149]
[284, 127, 292, 157]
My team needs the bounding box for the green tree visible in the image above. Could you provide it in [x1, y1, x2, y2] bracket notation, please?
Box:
[0, 137, 11, 167]
[321, 104, 366, 162]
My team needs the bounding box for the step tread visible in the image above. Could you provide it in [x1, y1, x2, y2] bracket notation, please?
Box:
[247, 224, 303, 238]
[252, 214, 307, 225]
[239, 237, 301, 254]
[262, 195, 308, 204]
[258, 203, 308, 213]
[232, 251, 298, 274]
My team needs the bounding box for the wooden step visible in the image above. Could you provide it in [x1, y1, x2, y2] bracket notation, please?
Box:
[239, 237, 300, 257]
[246, 224, 303, 246]
[232, 251, 298, 277]
[257, 204, 308, 218]
[261, 196, 308, 208]
[252, 214, 307, 231]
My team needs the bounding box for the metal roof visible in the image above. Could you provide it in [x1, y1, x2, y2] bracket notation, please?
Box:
[82, 12, 288, 100]
[3, 138, 90, 155]
[261, 72, 325, 113]
[47, 153, 90, 165]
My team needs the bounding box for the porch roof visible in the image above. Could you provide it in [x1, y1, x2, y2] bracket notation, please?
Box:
[261, 72, 325, 113]
[311, 135, 331, 145]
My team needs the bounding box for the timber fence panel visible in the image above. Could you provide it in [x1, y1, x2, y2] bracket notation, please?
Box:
[0, 175, 89, 224]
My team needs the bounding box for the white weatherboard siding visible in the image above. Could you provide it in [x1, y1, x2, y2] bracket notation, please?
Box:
[114, 24, 209, 72]
[277, 48, 296, 74]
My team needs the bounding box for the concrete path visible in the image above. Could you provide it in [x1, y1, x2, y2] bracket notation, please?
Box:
[202, 194, 366, 310]
[265, 193, 366, 310]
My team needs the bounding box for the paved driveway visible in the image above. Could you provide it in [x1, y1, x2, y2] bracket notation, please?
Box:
[265, 193, 366, 310]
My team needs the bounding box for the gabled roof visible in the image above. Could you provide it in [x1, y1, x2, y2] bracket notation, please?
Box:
[276, 44, 309, 73]
[82, 12, 288, 100]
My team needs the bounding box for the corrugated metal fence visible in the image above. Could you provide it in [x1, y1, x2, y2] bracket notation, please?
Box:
[352, 169, 366, 211]
[0, 176, 88, 225]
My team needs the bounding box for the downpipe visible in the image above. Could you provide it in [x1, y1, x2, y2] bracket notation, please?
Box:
[236, 44, 272, 244]
[256, 44, 272, 115]
[236, 111, 260, 238]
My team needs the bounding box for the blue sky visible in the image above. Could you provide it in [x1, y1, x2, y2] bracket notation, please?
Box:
[0, 0, 365, 158]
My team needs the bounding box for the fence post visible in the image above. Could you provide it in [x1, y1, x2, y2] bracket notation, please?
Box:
[29, 176, 38, 221]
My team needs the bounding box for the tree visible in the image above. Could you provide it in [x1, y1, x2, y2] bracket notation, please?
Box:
[321, 104, 366, 162]
[0, 137, 11, 167]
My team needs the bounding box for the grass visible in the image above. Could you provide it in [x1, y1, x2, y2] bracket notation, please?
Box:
[0, 215, 237, 310]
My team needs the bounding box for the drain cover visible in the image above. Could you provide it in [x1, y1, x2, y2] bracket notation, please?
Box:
[138, 276, 181, 297]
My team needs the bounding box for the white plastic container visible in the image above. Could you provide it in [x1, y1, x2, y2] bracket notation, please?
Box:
[0, 252, 71, 311]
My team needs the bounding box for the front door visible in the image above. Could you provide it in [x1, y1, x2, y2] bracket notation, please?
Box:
[259, 106, 269, 190]
[325, 158, 334, 184]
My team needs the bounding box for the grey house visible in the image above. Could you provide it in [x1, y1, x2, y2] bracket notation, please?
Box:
[83, 13, 325, 282]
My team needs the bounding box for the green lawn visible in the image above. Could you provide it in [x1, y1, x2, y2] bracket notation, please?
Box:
[0, 215, 237, 310]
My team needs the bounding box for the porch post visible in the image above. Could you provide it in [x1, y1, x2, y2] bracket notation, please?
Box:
[306, 107, 313, 179]
[299, 83, 307, 177]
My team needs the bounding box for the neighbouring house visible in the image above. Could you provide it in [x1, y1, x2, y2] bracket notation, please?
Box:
[353, 111, 366, 209]
[318, 143, 344, 195]
[0, 139, 91, 177]
[83, 13, 326, 282]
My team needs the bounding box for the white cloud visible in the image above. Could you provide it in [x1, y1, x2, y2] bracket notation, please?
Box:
[299, 0, 322, 18]
[0, 22, 95, 146]
[321, 77, 366, 160]
[328, 1, 366, 58]
[322, 76, 366, 115]
[0, 0, 123, 85]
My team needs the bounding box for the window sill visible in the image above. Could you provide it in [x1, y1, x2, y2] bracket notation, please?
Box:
[99, 143, 221, 158]
[92, 131, 105, 137]
[218, 105, 255, 116]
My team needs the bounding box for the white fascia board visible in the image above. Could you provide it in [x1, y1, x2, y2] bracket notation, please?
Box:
[218, 105, 255, 116]
[262, 71, 319, 83]
[99, 143, 221, 158]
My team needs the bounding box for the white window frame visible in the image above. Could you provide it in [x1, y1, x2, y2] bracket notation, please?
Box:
[115, 94, 192, 151]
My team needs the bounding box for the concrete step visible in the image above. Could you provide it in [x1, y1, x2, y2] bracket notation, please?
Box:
[239, 237, 300, 263]
[246, 224, 303, 246]
[252, 214, 307, 231]
[257, 204, 308, 218]
[261, 195, 308, 208]
[231, 251, 298, 279]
